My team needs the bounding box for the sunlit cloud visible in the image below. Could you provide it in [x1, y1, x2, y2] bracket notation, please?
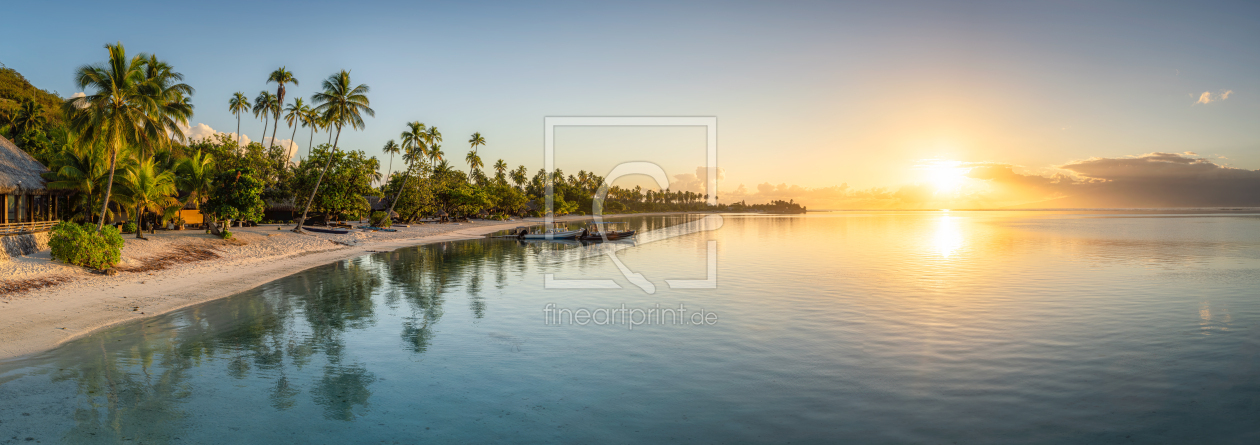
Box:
[668, 166, 726, 195]
[1195, 90, 1233, 105]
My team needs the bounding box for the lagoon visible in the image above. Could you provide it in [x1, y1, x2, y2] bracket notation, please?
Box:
[1, 212, 1259, 443]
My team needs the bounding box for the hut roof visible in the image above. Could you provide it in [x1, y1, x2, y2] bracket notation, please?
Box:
[0, 134, 50, 195]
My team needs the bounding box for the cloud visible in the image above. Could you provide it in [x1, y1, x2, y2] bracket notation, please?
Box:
[1195, 90, 1234, 105]
[70, 92, 85, 99]
[185, 123, 218, 142]
[175, 123, 301, 163]
[668, 166, 726, 194]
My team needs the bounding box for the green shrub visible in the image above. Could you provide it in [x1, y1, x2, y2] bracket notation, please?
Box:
[369, 211, 391, 228]
[220, 229, 233, 240]
[122, 222, 137, 234]
[48, 222, 124, 270]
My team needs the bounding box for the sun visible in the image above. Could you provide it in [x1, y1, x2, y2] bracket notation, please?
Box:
[918, 159, 970, 193]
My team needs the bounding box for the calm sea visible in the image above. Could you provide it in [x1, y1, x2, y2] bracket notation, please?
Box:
[1, 212, 1258, 444]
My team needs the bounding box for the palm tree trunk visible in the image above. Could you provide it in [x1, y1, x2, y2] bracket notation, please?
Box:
[293, 126, 341, 232]
[96, 141, 119, 231]
[269, 112, 280, 149]
[386, 154, 394, 189]
[307, 127, 315, 158]
[386, 162, 410, 217]
[283, 123, 298, 171]
[261, 115, 269, 149]
[235, 113, 242, 153]
[135, 206, 144, 239]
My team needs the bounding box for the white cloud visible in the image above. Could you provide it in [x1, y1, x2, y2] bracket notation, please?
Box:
[1195, 89, 1233, 105]
[668, 166, 726, 194]
[185, 123, 218, 141]
[262, 137, 302, 163]
[70, 92, 85, 99]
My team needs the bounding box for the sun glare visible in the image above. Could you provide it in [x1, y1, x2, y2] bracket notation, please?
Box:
[918, 159, 971, 193]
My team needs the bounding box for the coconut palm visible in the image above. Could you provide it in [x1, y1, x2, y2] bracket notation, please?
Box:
[511, 165, 527, 188]
[252, 91, 277, 148]
[266, 67, 298, 149]
[386, 121, 428, 218]
[44, 141, 111, 223]
[493, 159, 508, 184]
[116, 158, 178, 239]
[63, 42, 162, 230]
[381, 139, 401, 186]
[176, 150, 215, 211]
[294, 70, 374, 231]
[228, 92, 250, 151]
[300, 107, 318, 157]
[465, 150, 483, 179]
[468, 132, 486, 167]
[138, 54, 194, 158]
[282, 98, 307, 167]
[8, 99, 47, 138]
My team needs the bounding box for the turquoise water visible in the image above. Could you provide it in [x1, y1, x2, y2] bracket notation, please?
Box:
[2, 212, 1259, 443]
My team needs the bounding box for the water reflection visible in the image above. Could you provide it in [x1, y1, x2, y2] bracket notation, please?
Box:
[932, 214, 964, 258]
[1, 212, 1258, 443]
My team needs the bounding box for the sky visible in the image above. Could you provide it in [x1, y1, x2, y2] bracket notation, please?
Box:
[3, 0, 1257, 208]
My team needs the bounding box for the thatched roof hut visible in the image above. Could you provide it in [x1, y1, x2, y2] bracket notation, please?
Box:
[0, 134, 50, 195]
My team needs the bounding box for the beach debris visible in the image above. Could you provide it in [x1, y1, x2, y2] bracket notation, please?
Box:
[118, 245, 221, 273]
[0, 276, 71, 297]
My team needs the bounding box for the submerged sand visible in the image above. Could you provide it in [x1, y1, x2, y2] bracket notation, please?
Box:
[0, 215, 650, 360]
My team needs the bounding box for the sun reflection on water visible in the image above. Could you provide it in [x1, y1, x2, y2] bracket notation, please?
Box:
[933, 215, 964, 258]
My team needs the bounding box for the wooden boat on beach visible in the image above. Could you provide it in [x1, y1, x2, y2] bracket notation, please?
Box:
[303, 226, 350, 234]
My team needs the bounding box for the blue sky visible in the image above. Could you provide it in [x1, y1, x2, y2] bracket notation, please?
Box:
[2, 0, 1257, 203]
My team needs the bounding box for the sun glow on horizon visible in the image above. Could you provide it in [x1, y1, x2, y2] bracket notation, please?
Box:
[917, 159, 972, 193]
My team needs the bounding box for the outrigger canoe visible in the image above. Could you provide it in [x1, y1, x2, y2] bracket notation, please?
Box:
[303, 226, 349, 234]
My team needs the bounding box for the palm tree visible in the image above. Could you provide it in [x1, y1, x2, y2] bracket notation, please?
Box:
[176, 150, 215, 212]
[493, 159, 508, 184]
[294, 70, 374, 231]
[253, 91, 277, 148]
[44, 141, 111, 223]
[381, 139, 400, 186]
[266, 67, 298, 150]
[116, 158, 178, 239]
[468, 132, 486, 149]
[9, 99, 47, 137]
[465, 150, 483, 179]
[228, 92, 250, 151]
[300, 107, 318, 157]
[63, 42, 162, 230]
[282, 98, 307, 168]
[386, 121, 428, 218]
[511, 165, 527, 188]
[138, 54, 194, 159]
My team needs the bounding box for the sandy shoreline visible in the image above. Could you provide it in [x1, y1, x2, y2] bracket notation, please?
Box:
[0, 214, 669, 361]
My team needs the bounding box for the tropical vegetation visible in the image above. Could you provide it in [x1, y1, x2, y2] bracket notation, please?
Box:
[5, 41, 727, 250]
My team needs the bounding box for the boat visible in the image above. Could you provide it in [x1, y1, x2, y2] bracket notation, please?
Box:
[513, 223, 582, 240]
[302, 226, 350, 234]
[578, 222, 635, 241]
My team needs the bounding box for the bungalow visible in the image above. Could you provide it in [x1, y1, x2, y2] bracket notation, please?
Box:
[0, 134, 61, 235]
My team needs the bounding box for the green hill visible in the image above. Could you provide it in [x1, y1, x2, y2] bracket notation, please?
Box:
[0, 66, 65, 124]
